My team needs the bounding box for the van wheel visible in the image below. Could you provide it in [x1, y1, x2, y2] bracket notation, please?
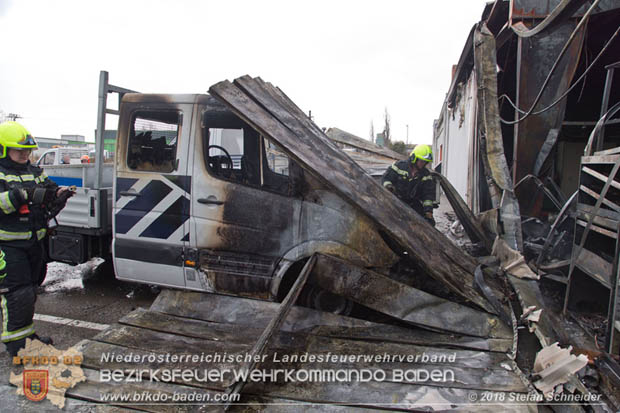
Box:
[277, 258, 355, 316]
[299, 285, 354, 316]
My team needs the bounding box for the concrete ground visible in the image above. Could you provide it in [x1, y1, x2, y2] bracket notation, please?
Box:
[0, 259, 158, 412]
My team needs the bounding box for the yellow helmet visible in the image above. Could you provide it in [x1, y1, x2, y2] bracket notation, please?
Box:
[0, 121, 38, 158]
[409, 144, 433, 164]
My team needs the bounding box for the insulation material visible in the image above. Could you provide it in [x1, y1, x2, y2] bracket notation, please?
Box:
[520, 306, 542, 323]
[533, 343, 589, 396]
[492, 237, 540, 280]
[520, 306, 543, 333]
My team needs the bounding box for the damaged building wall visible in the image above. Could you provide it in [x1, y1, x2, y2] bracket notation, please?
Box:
[512, 16, 586, 217]
[434, 0, 620, 248]
[433, 71, 479, 211]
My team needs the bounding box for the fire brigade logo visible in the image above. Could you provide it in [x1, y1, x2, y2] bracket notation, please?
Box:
[23, 370, 48, 402]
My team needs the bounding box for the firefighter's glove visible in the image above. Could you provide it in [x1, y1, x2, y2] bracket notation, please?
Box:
[424, 211, 436, 227]
[385, 183, 395, 194]
[47, 186, 75, 218]
[26, 186, 57, 205]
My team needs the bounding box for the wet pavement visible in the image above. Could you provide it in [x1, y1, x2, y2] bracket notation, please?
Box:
[0, 258, 158, 412]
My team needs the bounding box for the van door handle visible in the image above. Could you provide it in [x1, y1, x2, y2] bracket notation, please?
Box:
[120, 191, 141, 197]
[198, 197, 224, 205]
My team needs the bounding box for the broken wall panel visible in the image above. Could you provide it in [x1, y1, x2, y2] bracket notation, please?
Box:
[475, 24, 524, 251]
[513, 21, 586, 216]
[63, 289, 533, 411]
[209, 76, 499, 313]
[152, 290, 514, 352]
[310, 254, 510, 338]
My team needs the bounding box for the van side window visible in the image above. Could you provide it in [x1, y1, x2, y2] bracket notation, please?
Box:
[264, 139, 289, 176]
[262, 138, 290, 194]
[203, 113, 261, 187]
[202, 112, 298, 197]
[207, 128, 245, 180]
[128, 111, 180, 172]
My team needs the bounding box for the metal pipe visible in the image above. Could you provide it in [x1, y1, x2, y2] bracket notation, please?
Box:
[597, 66, 615, 152]
[94, 71, 108, 190]
[535, 190, 577, 269]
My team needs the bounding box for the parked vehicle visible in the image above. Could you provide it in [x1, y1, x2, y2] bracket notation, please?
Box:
[36, 147, 90, 166]
[48, 72, 397, 306]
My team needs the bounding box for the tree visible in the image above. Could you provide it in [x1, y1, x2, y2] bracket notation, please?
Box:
[369, 121, 375, 143]
[389, 141, 408, 155]
[383, 107, 391, 145]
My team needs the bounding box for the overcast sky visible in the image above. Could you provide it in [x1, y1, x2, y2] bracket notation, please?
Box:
[0, 0, 489, 145]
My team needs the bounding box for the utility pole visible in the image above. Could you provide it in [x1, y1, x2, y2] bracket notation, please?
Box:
[406, 124, 409, 145]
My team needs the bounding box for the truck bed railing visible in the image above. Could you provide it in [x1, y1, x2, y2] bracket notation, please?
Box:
[94, 71, 137, 189]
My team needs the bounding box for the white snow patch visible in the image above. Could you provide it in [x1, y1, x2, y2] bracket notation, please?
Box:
[42, 258, 105, 292]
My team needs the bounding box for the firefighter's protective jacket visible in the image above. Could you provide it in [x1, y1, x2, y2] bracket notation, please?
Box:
[381, 159, 435, 215]
[0, 157, 58, 248]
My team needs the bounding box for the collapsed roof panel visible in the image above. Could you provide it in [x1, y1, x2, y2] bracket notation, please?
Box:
[325, 128, 401, 177]
[325, 127, 402, 160]
[65, 290, 533, 410]
[311, 254, 511, 338]
[209, 75, 499, 313]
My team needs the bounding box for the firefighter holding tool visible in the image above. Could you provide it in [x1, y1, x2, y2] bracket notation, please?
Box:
[0, 121, 73, 356]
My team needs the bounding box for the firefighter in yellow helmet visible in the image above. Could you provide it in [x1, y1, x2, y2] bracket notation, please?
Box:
[381, 144, 437, 226]
[0, 121, 72, 356]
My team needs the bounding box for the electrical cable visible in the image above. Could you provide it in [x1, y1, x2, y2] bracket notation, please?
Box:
[499, 24, 620, 120]
[498, 0, 601, 125]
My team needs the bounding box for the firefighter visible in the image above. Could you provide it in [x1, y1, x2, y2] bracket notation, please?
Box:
[0, 121, 72, 356]
[381, 144, 436, 226]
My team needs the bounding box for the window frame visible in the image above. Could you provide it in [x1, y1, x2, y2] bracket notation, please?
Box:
[126, 109, 183, 173]
[201, 110, 297, 197]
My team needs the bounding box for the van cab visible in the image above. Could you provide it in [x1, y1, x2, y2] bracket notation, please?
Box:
[112, 93, 398, 302]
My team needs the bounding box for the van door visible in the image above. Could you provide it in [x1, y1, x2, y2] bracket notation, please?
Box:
[113, 105, 191, 287]
[186, 108, 301, 298]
